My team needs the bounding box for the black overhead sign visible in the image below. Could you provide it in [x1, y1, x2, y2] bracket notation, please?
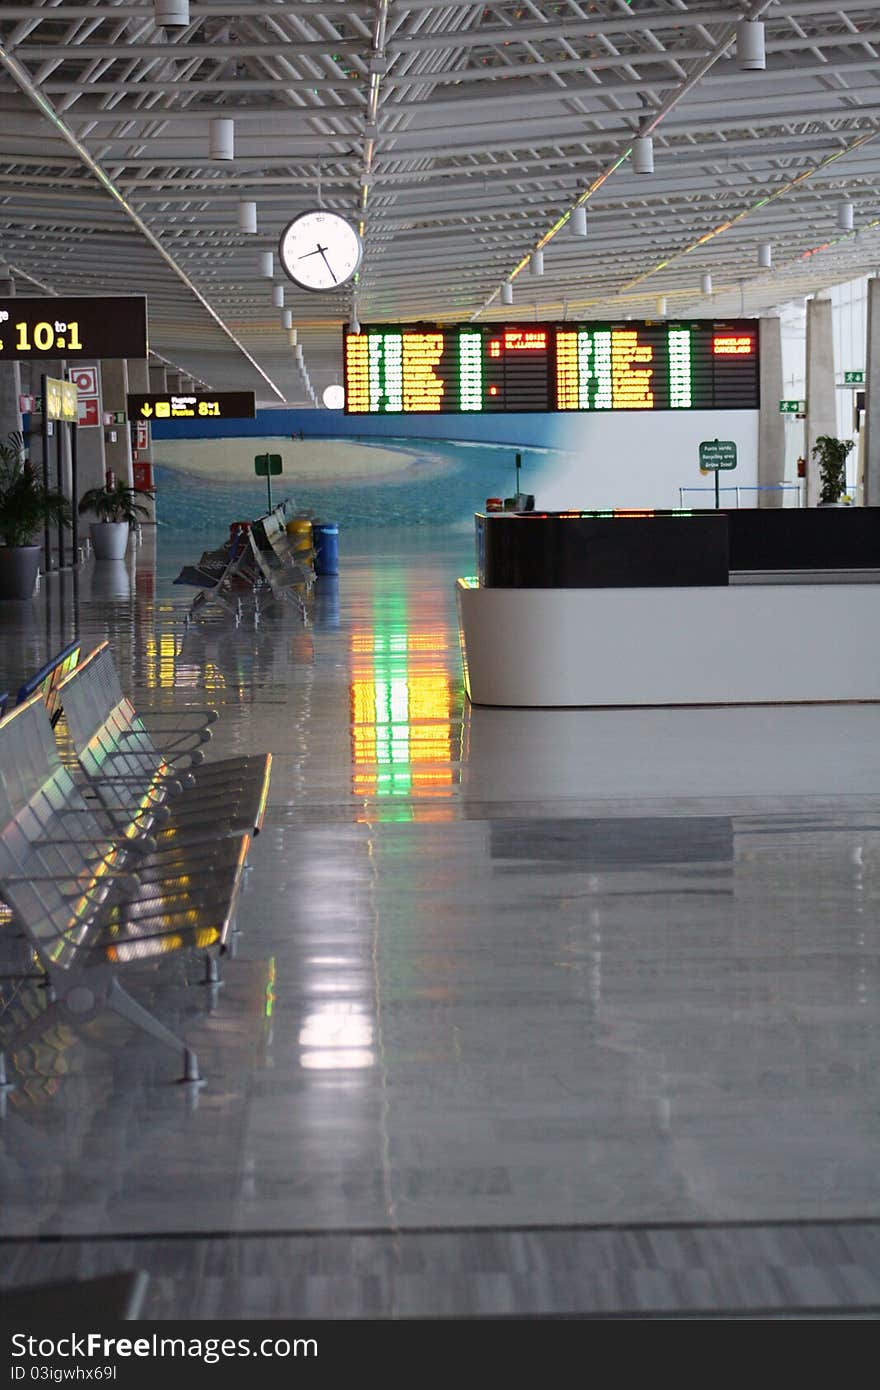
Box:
[127, 391, 257, 421]
[0, 296, 147, 360]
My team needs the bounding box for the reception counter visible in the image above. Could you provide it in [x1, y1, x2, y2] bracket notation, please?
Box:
[458, 510, 880, 707]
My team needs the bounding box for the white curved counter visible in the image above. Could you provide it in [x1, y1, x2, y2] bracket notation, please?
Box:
[456, 578, 880, 707]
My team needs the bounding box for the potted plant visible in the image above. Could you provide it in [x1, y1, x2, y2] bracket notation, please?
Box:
[78, 476, 154, 560]
[0, 431, 70, 599]
[812, 435, 855, 506]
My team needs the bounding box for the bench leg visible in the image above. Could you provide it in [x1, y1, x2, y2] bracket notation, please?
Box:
[106, 979, 205, 1086]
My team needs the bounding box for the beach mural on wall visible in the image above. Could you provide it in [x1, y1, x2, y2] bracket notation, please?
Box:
[151, 403, 760, 529]
[151, 408, 567, 530]
[152, 435, 555, 530]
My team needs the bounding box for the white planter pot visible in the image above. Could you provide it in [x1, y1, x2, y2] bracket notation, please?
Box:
[90, 521, 130, 561]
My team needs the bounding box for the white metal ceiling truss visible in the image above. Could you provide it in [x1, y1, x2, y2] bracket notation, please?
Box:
[2, 1, 880, 403]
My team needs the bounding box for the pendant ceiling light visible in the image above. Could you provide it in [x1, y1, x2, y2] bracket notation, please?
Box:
[632, 135, 654, 174]
[154, 0, 189, 26]
[209, 117, 234, 161]
[238, 201, 257, 234]
[570, 206, 587, 236]
[736, 19, 766, 71]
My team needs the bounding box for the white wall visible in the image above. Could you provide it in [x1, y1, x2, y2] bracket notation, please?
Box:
[538, 409, 759, 511]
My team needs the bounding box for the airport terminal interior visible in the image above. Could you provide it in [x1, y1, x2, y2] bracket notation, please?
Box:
[3, 0, 880, 1322]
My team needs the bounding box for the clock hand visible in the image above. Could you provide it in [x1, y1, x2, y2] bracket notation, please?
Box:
[317, 247, 337, 284]
[297, 243, 329, 261]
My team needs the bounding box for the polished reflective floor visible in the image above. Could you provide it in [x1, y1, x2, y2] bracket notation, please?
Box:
[2, 527, 880, 1318]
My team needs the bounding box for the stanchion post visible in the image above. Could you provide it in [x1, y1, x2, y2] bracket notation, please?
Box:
[70, 423, 78, 565]
[56, 417, 64, 566]
[40, 372, 50, 571]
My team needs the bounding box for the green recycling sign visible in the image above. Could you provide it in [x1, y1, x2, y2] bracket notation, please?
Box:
[699, 439, 737, 471]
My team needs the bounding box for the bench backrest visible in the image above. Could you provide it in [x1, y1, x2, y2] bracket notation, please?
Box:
[16, 639, 81, 726]
[58, 642, 169, 816]
[0, 693, 122, 972]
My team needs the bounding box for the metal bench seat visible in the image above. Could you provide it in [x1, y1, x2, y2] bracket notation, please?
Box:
[58, 643, 272, 843]
[256, 510, 315, 586]
[0, 695, 251, 1080]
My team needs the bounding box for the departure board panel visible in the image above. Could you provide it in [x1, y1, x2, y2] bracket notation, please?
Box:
[343, 320, 759, 414]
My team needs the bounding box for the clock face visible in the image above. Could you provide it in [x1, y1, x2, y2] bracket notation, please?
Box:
[278, 210, 363, 292]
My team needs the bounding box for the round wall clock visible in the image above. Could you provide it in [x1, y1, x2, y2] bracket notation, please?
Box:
[278, 210, 363, 292]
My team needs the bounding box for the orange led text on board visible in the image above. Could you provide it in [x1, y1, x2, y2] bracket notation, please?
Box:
[713, 335, 754, 355]
[503, 330, 548, 352]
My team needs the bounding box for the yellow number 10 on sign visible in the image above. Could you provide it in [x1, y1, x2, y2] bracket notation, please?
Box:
[14, 320, 83, 353]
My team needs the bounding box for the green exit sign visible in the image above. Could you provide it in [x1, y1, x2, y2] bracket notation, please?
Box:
[254, 453, 282, 476]
[844, 370, 865, 385]
[779, 399, 806, 413]
[699, 439, 737, 471]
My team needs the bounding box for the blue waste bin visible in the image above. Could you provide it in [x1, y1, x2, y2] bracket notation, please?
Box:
[313, 522, 339, 576]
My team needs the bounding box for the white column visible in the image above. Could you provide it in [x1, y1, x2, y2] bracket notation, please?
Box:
[863, 277, 880, 506]
[805, 296, 837, 507]
[127, 358, 156, 524]
[0, 270, 22, 444]
[100, 359, 133, 487]
[758, 317, 785, 507]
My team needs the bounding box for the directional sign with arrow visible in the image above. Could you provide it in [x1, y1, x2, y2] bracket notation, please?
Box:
[126, 391, 256, 421]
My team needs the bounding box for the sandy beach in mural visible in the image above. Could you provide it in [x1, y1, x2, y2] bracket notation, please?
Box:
[152, 437, 455, 486]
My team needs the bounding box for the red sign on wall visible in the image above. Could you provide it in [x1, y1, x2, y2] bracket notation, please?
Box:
[77, 395, 100, 428]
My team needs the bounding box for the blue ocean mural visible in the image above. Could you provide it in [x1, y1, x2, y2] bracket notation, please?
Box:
[151, 410, 564, 530]
[151, 404, 760, 528]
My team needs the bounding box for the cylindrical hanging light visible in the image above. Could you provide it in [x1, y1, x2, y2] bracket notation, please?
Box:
[209, 117, 234, 161]
[656, 295, 667, 316]
[632, 135, 654, 174]
[259, 250, 273, 279]
[838, 201, 854, 232]
[758, 242, 772, 268]
[570, 205, 587, 237]
[701, 272, 712, 296]
[736, 19, 766, 71]
[154, 0, 190, 25]
[288, 328, 298, 346]
[272, 285, 284, 308]
[238, 200, 257, 234]
[295, 345, 304, 363]
[501, 281, 514, 306]
[349, 309, 361, 334]
[282, 309, 293, 330]
[530, 248, 544, 276]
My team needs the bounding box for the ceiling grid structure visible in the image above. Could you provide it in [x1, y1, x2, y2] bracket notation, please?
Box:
[1, 2, 880, 403]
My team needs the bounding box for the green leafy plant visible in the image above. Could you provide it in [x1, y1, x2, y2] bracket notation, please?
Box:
[0, 431, 70, 547]
[812, 434, 855, 504]
[78, 480, 154, 524]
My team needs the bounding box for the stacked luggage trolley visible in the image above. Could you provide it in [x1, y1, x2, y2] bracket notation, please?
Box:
[174, 497, 317, 629]
[0, 640, 272, 1088]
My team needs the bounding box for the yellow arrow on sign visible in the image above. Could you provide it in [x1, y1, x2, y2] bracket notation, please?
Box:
[140, 404, 153, 417]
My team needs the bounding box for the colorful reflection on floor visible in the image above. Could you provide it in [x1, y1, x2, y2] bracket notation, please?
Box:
[348, 572, 464, 822]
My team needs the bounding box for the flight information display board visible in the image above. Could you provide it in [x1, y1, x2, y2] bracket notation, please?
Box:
[343, 320, 759, 414]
